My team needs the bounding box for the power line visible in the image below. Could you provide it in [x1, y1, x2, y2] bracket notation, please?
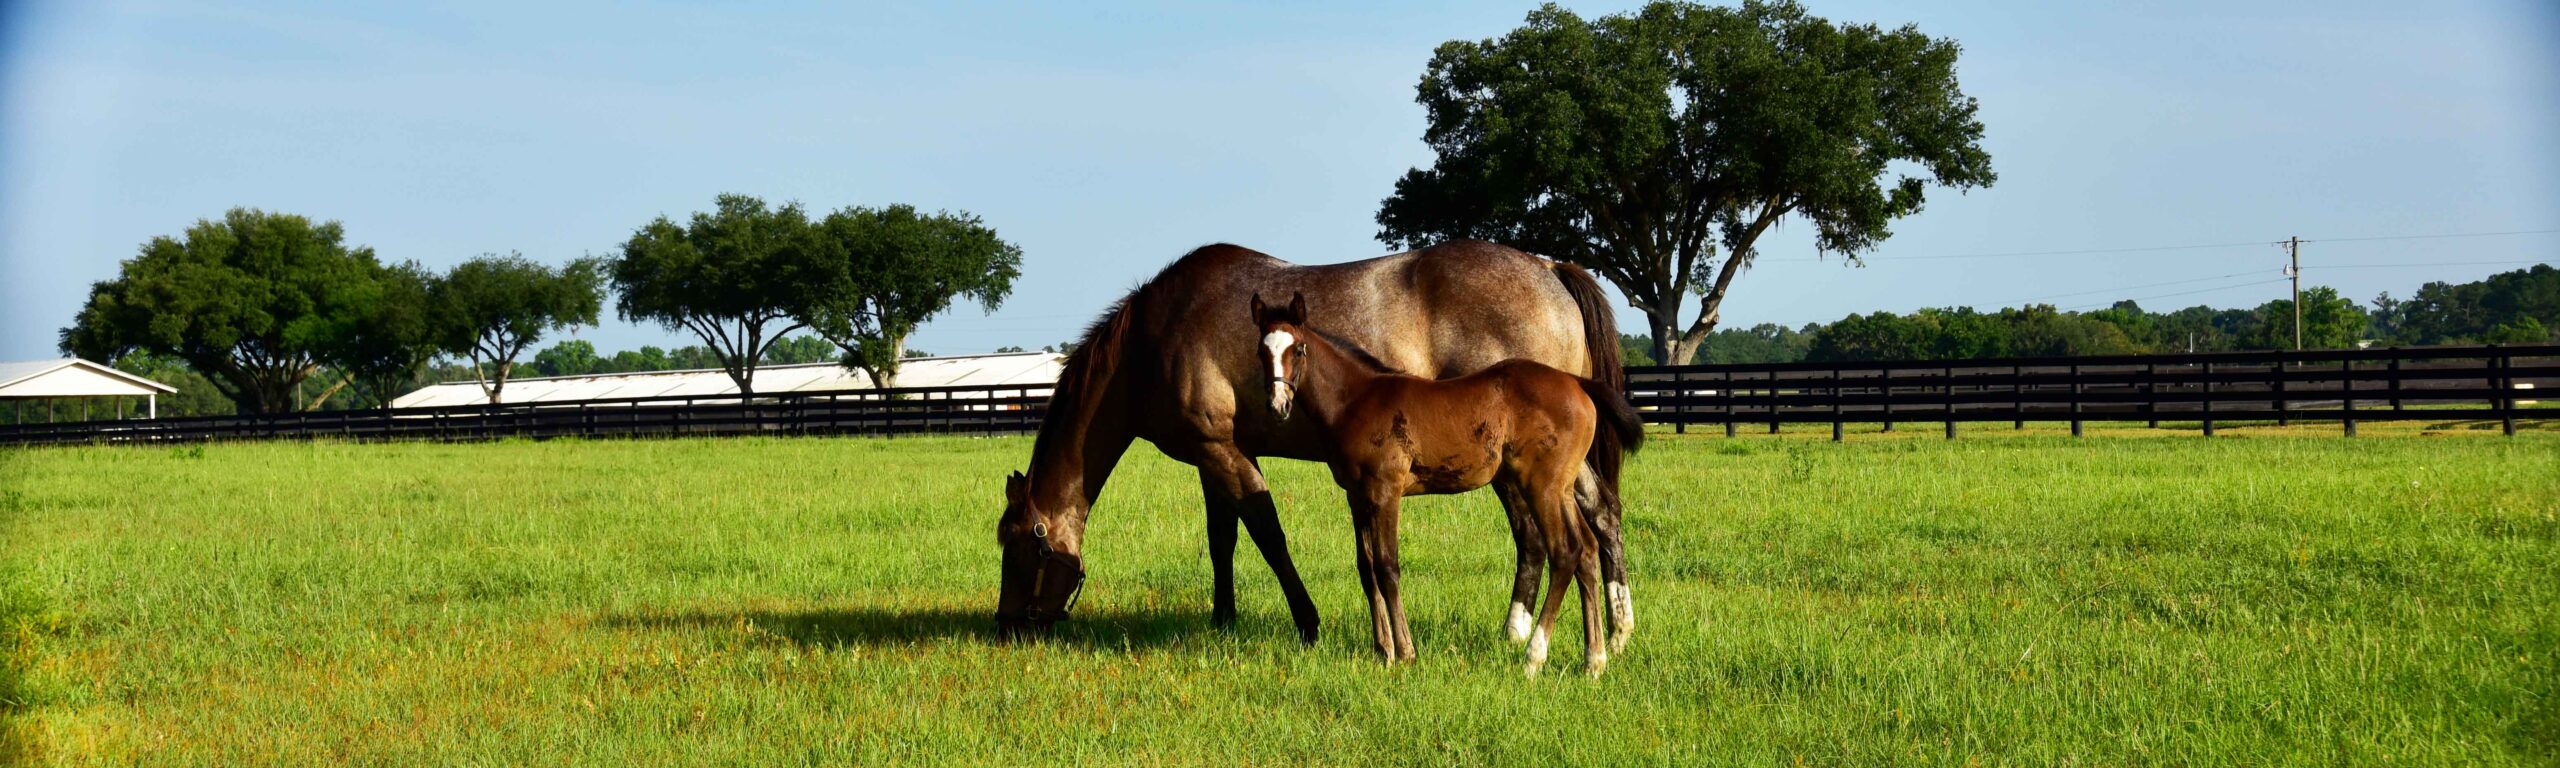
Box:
[2302, 228, 2560, 245]
[2315, 259, 2553, 270]
[1979, 270, 2264, 308]
[1762, 240, 2271, 263]
[1757, 227, 2558, 263]
[2060, 277, 2291, 312]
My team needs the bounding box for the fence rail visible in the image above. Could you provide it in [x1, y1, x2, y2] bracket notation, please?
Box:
[1627, 343, 2558, 439]
[0, 382, 1055, 447]
[3, 344, 2553, 447]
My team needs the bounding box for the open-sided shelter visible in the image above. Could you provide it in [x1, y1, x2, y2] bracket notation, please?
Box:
[0, 358, 179, 422]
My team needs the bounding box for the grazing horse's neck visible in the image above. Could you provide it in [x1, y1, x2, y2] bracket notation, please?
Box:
[1032, 395, 1130, 519]
[1028, 344, 1136, 527]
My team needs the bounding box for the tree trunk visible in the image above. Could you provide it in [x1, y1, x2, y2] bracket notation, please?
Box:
[1650, 296, 1687, 367]
[305, 373, 354, 411]
[877, 336, 904, 389]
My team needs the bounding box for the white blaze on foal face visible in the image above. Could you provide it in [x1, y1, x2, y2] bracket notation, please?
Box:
[1262, 329, 1296, 417]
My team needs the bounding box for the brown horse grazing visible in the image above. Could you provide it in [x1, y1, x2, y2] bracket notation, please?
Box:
[1251, 292, 1644, 676]
[993, 241, 1637, 648]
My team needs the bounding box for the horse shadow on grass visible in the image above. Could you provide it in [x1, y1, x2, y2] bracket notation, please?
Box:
[599, 604, 1225, 653]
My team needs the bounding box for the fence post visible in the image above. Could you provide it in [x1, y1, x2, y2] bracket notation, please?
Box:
[1944, 364, 1957, 440]
[1723, 370, 1736, 438]
[1672, 369, 1687, 435]
[1880, 366, 1893, 433]
[1830, 367, 1844, 442]
[1767, 373, 1780, 435]
[2275, 351, 2290, 427]
[2388, 353, 2403, 411]
[2013, 364, 2025, 430]
[2497, 346, 2516, 437]
[2144, 363, 2159, 429]
[2069, 363, 2084, 437]
[2202, 361, 2216, 437]
[2341, 359, 2357, 438]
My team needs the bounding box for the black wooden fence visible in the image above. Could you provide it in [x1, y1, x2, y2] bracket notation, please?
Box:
[2, 344, 2552, 447]
[1628, 343, 2558, 440]
[0, 382, 1053, 447]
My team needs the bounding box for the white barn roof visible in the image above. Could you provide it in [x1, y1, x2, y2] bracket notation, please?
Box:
[0, 359, 178, 398]
[389, 351, 1063, 409]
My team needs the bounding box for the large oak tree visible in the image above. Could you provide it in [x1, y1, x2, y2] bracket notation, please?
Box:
[800, 205, 1022, 388]
[432, 253, 604, 403]
[1377, 0, 1995, 364]
[60, 208, 396, 414]
[611, 194, 818, 395]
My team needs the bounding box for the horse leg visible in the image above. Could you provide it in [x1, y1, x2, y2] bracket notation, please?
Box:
[1370, 490, 1416, 661]
[1197, 471, 1241, 629]
[1525, 489, 1577, 678]
[1495, 482, 1542, 644]
[1202, 444, 1320, 644]
[1570, 490, 1609, 677]
[1349, 494, 1396, 661]
[1577, 464, 1633, 653]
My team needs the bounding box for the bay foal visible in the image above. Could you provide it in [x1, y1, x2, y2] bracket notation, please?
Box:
[1252, 293, 1643, 676]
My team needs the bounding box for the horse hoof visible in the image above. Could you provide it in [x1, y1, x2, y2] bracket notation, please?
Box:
[1585, 654, 1608, 678]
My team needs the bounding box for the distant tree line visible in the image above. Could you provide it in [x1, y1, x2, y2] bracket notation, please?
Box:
[1618, 265, 2560, 365]
[521, 335, 936, 379]
[55, 196, 1020, 417]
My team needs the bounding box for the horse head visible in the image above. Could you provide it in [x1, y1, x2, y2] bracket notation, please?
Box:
[993, 469, 1085, 638]
[1249, 291, 1311, 421]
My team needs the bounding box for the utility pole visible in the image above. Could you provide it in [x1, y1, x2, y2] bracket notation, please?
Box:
[2287, 235, 2302, 350]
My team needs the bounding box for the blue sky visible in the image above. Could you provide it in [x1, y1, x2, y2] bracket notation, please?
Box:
[3, 1, 2554, 361]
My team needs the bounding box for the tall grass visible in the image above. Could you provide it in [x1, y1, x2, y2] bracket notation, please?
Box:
[0, 428, 2554, 765]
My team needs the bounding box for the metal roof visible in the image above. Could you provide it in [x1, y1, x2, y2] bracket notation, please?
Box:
[388, 351, 1064, 408]
[0, 359, 179, 398]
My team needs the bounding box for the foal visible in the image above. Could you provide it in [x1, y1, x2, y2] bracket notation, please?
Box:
[1252, 293, 1643, 676]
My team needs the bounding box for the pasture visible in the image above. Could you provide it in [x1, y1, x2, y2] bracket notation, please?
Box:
[2, 425, 2555, 765]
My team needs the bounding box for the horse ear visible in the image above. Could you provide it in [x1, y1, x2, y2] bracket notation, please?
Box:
[1287, 292, 1308, 325]
[1250, 293, 1268, 326]
[1005, 471, 1027, 504]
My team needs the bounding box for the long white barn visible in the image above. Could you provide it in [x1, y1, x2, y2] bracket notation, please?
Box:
[389, 351, 1063, 409]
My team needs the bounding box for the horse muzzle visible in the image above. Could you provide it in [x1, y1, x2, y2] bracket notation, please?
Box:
[1268, 377, 1295, 421]
[994, 529, 1086, 638]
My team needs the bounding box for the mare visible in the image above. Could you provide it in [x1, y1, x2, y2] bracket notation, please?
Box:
[1251, 292, 1644, 676]
[993, 241, 1636, 647]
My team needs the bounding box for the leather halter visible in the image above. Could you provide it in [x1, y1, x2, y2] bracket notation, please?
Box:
[1015, 520, 1086, 627]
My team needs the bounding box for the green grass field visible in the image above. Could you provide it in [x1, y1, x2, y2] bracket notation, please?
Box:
[3, 423, 2556, 765]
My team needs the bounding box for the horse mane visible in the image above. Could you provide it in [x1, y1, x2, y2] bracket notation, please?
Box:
[1044, 293, 1139, 431]
[1302, 325, 1399, 376]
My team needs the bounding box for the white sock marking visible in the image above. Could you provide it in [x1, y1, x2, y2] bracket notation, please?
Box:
[1504, 601, 1533, 641]
[1609, 581, 1634, 632]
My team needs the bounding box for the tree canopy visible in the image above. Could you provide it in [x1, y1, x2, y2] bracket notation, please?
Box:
[800, 205, 1022, 388]
[1376, 0, 1994, 365]
[59, 208, 396, 414]
[2386, 264, 2560, 345]
[432, 252, 604, 402]
[333, 260, 443, 408]
[611, 194, 819, 394]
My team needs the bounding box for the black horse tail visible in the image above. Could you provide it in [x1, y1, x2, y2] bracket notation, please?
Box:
[1553, 261, 1624, 393]
[1550, 259, 1637, 487]
[1556, 258, 1642, 649]
[1576, 376, 1646, 487]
